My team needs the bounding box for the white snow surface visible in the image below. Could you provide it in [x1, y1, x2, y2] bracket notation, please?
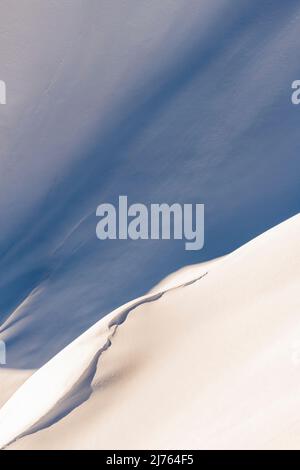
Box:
[0, 215, 299, 449]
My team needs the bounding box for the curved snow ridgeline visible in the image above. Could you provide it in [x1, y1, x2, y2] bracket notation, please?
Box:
[1, 0, 300, 374]
[0, 273, 208, 449]
[0, 215, 300, 449]
[0, 0, 300, 451]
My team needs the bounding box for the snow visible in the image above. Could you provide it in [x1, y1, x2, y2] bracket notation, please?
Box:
[1, 0, 300, 376]
[1, 0, 300, 450]
[0, 215, 299, 449]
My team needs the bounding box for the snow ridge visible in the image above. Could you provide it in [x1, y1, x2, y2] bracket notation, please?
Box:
[0, 273, 208, 449]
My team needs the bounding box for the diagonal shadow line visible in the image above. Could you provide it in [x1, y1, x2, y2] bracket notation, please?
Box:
[1, 0, 292, 321]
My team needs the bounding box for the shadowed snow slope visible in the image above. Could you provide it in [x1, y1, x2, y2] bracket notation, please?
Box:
[1, 0, 300, 373]
[0, 214, 299, 449]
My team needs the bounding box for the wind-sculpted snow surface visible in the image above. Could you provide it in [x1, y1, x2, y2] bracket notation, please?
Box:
[1, 0, 300, 450]
[0, 272, 207, 449]
[0, 216, 299, 449]
[1, 0, 300, 373]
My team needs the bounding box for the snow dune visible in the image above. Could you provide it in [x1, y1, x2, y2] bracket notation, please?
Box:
[1, 0, 300, 373]
[0, 214, 299, 449]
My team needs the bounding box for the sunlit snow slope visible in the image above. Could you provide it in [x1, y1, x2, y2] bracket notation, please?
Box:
[0, 215, 299, 450]
[1, 0, 300, 451]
